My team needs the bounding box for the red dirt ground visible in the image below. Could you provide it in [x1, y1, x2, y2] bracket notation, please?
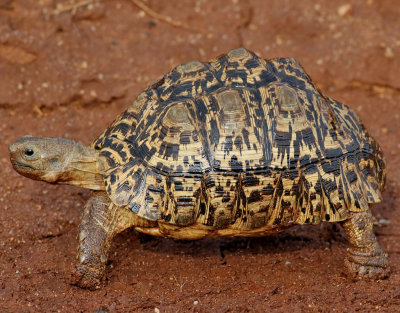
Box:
[1, 1, 399, 312]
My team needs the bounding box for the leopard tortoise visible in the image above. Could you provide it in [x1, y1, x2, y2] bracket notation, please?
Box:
[9, 48, 389, 289]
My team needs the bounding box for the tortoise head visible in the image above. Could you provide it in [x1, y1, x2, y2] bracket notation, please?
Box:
[9, 136, 105, 190]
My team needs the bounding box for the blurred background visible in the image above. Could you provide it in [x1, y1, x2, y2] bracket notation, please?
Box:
[0, 1, 399, 312]
[1, 1, 399, 110]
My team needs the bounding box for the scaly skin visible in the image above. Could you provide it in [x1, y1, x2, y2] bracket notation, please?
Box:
[343, 211, 389, 279]
[71, 192, 119, 290]
[70, 191, 157, 289]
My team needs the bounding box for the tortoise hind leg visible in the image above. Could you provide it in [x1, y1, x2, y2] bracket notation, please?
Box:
[71, 191, 126, 290]
[342, 210, 389, 279]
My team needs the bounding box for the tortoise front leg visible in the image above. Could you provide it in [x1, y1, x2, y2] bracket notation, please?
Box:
[342, 210, 389, 279]
[71, 191, 120, 290]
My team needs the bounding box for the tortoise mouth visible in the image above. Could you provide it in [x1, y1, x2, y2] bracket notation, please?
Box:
[12, 161, 35, 171]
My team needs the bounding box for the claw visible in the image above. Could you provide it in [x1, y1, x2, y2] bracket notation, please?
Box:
[344, 252, 390, 280]
[70, 265, 104, 290]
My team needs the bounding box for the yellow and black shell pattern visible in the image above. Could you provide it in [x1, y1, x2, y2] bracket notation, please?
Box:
[93, 48, 385, 230]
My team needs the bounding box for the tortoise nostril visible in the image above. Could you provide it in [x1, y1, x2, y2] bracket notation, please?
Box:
[8, 143, 17, 154]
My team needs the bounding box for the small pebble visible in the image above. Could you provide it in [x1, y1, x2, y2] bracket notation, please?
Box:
[338, 4, 352, 17]
[285, 261, 291, 265]
[384, 47, 394, 58]
[378, 219, 391, 225]
[193, 300, 199, 305]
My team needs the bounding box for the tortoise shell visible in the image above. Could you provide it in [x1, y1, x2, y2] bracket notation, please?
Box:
[93, 48, 385, 231]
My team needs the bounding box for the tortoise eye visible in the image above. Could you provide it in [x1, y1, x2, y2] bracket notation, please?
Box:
[25, 149, 34, 156]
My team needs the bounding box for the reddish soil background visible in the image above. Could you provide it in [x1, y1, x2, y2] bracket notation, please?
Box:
[1, 1, 400, 312]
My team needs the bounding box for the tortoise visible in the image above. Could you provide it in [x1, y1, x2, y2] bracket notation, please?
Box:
[9, 48, 389, 289]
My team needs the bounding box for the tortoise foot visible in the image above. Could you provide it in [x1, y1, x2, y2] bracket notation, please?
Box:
[345, 249, 389, 280]
[70, 264, 104, 290]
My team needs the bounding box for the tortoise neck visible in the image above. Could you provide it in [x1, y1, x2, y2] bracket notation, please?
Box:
[61, 146, 105, 190]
